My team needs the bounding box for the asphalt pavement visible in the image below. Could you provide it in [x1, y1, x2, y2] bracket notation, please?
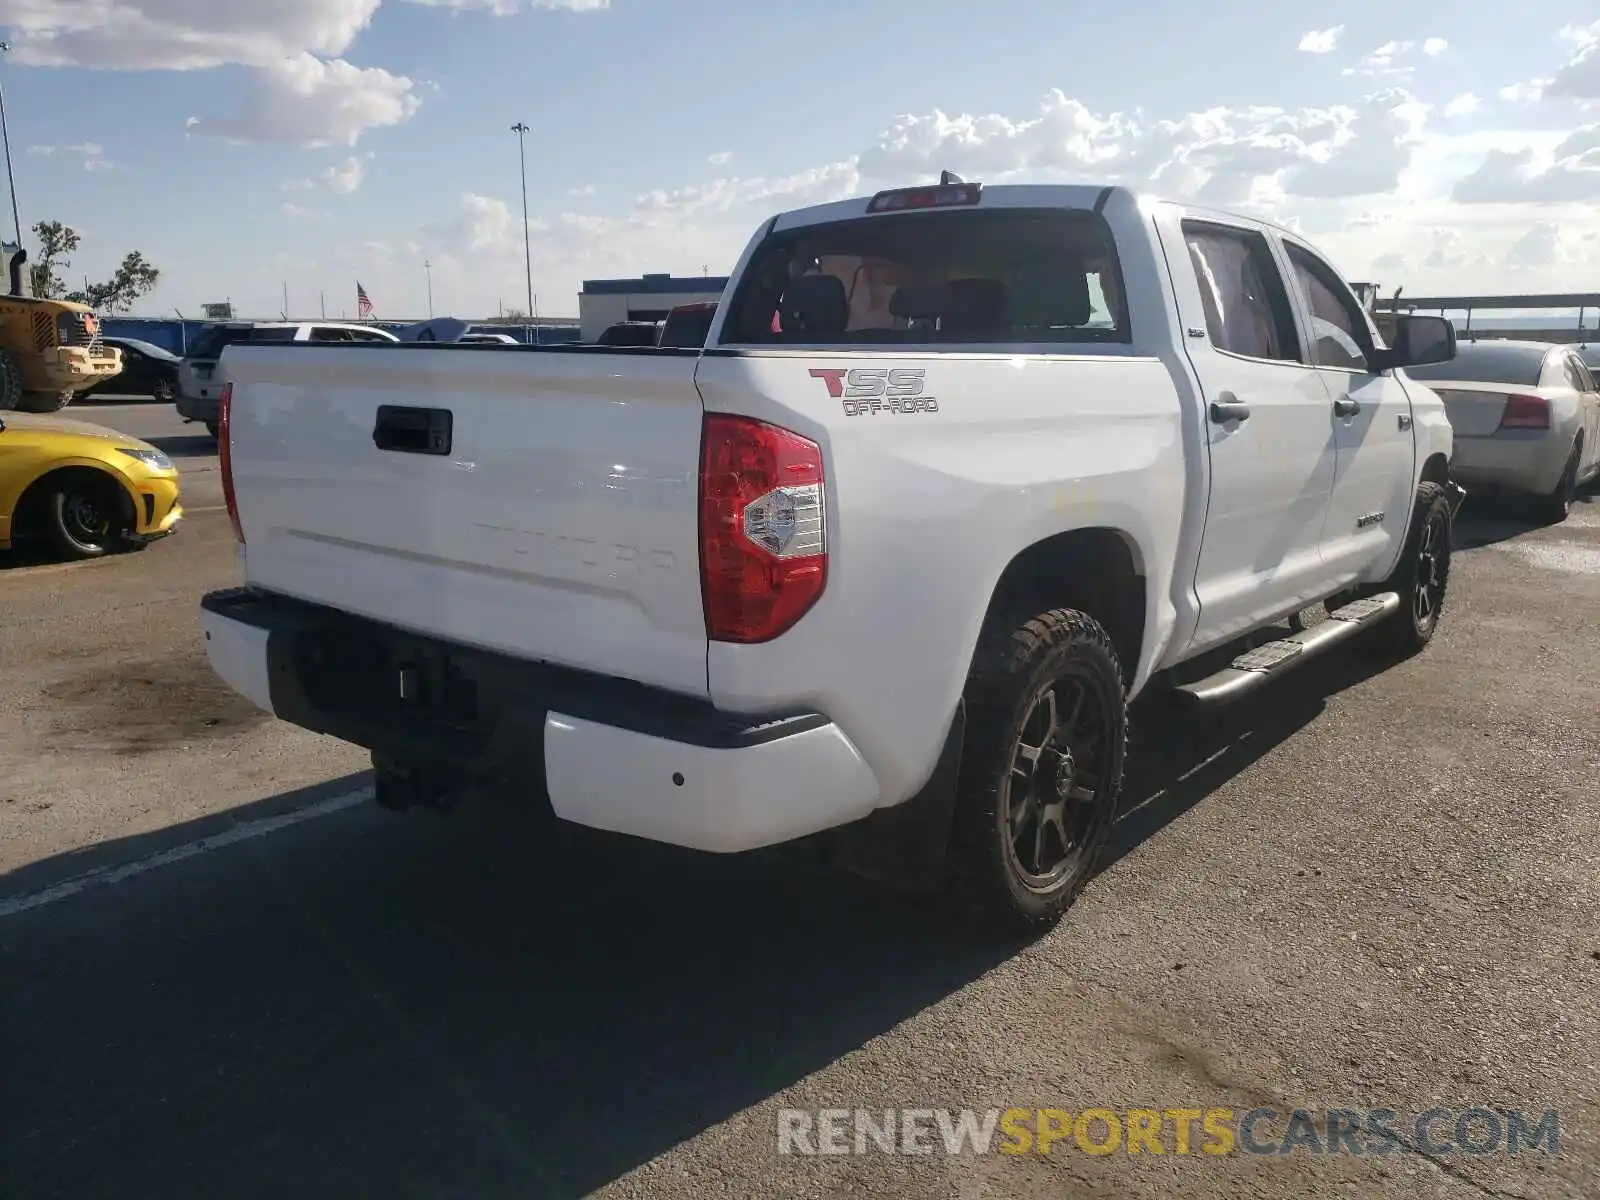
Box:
[2, 401, 1598, 1199]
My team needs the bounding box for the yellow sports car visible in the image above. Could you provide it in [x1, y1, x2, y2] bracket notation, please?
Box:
[0, 411, 182, 560]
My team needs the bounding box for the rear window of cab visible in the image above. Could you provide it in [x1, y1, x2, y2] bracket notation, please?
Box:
[720, 207, 1130, 347]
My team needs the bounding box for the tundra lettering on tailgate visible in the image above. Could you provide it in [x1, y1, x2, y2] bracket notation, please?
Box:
[809, 367, 940, 416]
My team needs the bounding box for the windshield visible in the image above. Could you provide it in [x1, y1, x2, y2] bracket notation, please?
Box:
[720, 207, 1129, 346]
[187, 325, 297, 360]
[1406, 342, 1549, 386]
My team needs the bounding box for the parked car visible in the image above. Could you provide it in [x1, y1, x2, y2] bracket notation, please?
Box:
[177, 321, 399, 436]
[658, 302, 718, 349]
[0, 409, 181, 559]
[459, 332, 520, 345]
[595, 321, 659, 346]
[73, 336, 179, 403]
[1407, 339, 1600, 522]
[200, 180, 1460, 931]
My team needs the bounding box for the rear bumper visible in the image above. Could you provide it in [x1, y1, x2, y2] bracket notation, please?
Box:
[1450, 433, 1571, 496]
[199, 588, 881, 852]
[175, 391, 219, 423]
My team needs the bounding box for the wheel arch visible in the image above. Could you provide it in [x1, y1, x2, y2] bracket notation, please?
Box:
[11, 462, 138, 539]
[974, 526, 1149, 688]
[1419, 451, 1450, 488]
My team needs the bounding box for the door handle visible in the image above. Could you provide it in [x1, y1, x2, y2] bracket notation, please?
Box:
[1333, 398, 1361, 418]
[1209, 396, 1251, 423]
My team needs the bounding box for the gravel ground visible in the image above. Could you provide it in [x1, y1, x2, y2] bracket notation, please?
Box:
[2, 403, 1597, 1199]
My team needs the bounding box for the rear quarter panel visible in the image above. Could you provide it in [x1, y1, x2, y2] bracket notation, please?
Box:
[696, 349, 1186, 809]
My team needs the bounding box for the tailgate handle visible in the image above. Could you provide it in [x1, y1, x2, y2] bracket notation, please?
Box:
[373, 405, 452, 456]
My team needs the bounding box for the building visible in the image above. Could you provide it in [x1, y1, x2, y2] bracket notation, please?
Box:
[579, 273, 727, 342]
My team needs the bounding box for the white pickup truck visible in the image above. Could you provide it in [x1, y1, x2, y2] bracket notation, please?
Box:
[201, 180, 1463, 928]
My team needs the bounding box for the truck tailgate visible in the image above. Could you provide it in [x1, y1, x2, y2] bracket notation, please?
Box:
[225, 346, 710, 697]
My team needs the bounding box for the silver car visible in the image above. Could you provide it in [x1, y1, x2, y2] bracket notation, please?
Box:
[176, 322, 399, 436]
[1407, 339, 1600, 522]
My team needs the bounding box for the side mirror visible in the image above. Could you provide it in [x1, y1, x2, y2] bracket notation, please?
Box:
[1373, 314, 1456, 372]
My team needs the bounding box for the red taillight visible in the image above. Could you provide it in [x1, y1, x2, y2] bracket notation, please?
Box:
[218, 382, 244, 544]
[1499, 393, 1550, 431]
[699, 414, 827, 643]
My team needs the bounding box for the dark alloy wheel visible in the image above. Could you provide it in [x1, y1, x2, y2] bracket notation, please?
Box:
[951, 608, 1127, 929]
[1366, 480, 1454, 658]
[1411, 502, 1449, 637]
[43, 476, 126, 559]
[1001, 675, 1112, 892]
[152, 377, 176, 404]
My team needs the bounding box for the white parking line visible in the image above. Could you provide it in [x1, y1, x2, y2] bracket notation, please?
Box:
[0, 786, 372, 918]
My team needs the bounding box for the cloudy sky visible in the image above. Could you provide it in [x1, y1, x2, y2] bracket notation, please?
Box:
[2, 0, 1597, 320]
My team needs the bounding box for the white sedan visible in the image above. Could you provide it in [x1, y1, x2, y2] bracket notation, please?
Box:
[1408, 339, 1600, 523]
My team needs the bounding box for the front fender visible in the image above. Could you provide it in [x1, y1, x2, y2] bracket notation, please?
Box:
[11, 456, 143, 524]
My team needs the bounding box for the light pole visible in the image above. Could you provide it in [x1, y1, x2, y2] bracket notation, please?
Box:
[510, 122, 534, 336]
[0, 43, 23, 248]
[424, 258, 433, 318]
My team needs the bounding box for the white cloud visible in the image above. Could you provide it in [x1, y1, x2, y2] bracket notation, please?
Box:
[1547, 20, 1600, 100]
[27, 140, 112, 170]
[1443, 93, 1479, 118]
[186, 55, 422, 147]
[1451, 125, 1600, 202]
[281, 202, 326, 219]
[1498, 21, 1600, 105]
[1423, 38, 1448, 56]
[323, 79, 1600, 315]
[404, 0, 608, 11]
[0, 0, 383, 70]
[284, 154, 372, 194]
[1298, 26, 1343, 54]
[568, 184, 597, 197]
[1343, 40, 1417, 79]
[708, 150, 734, 166]
[1504, 222, 1566, 268]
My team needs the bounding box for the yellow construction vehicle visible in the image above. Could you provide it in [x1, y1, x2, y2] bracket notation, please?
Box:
[0, 244, 122, 414]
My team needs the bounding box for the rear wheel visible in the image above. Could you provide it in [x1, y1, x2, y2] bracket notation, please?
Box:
[949, 608, 1127, 930]
[204, 420, 218, 439]
[41, 474, 129, 560]
[152, 377, 176, 403]
[0, 350, 21, 411]
[1534, 440, 1581, 525]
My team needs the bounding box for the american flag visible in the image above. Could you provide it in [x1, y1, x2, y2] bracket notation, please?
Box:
[356, 281, 373, 319]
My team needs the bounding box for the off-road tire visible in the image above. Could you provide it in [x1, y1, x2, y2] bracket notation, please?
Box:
[15, 389, 74, 414]
[0, 350, 22, 411]
[1364, 481, 1453, 659]
[948, 608, 1127, 930]
[1533, 439, 1581, 525]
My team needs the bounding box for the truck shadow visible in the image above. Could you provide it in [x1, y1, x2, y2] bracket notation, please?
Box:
[0, 645, 1390, 1200]
[1450, 490, 1596, 551]
[1105, 642, 1391, 870]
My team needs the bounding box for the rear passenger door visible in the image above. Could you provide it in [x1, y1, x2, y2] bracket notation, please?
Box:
[1171, 217, 1338, 651]
[1281, 240, 1416, 588]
